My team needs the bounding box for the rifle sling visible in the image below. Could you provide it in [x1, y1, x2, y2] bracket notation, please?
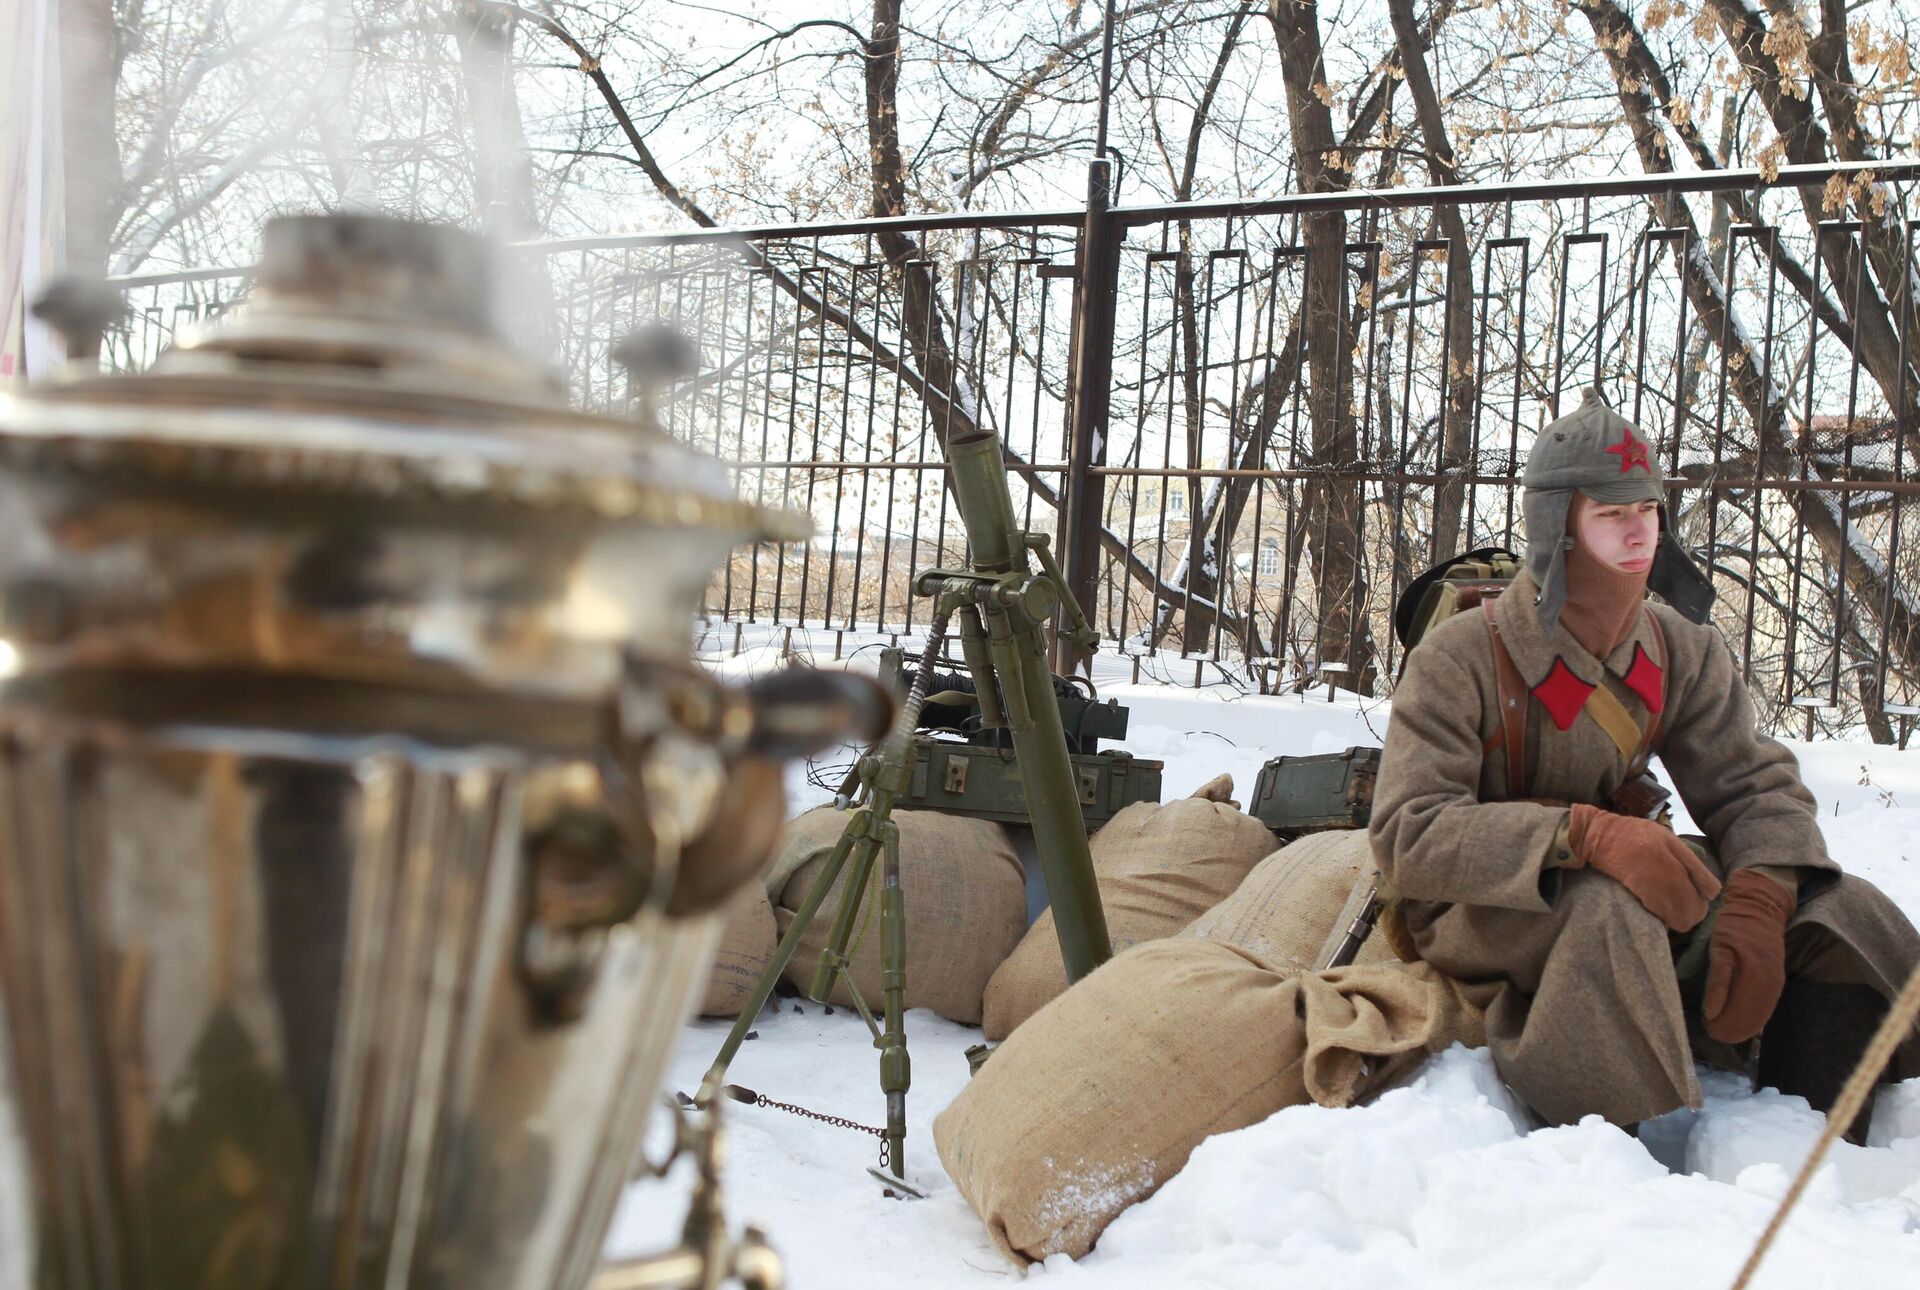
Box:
[1583, 685, 1645, 766]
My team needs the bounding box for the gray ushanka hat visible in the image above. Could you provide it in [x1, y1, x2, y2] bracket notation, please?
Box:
[1522, 388, 1714, 632]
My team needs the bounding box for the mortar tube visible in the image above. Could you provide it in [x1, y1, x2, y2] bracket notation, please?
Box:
[982, 597, 1112, 981]
[946, 429, 1024, 571]
[945, 427, 1111, 979]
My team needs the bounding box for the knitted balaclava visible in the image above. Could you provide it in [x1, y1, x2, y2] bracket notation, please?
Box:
[1559, 492, 1652, 658]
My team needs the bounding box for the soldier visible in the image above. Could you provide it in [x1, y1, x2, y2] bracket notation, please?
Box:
[1369, 389, 1920, 1141]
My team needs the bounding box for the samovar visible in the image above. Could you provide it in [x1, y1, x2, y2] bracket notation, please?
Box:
[0, 214, 880, 1289]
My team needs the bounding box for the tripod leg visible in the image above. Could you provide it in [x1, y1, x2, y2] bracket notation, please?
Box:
[877, 818, 910, 1178]
[708, 812, 870, 1084]
[806, 821, 882, 1003]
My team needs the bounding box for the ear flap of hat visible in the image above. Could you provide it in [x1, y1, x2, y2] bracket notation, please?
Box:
[1649, 509, 1716, 624]
[1522, 487, 1575, 633]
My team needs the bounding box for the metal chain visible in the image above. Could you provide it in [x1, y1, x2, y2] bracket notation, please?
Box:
[725, 1084, 892, 1169]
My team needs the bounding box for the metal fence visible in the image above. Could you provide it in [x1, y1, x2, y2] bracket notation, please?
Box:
[105, 160, 1920, 742]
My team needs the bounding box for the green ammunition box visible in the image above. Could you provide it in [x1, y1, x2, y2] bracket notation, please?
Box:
[1249, 746, 1382, 836]
[900, 735, 1163, 827]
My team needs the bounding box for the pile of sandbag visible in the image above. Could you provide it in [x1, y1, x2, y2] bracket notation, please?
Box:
[981, 775, 1275, 1039]
[703, 799, 1406, 1021]
[1179, 827, 1400, 971]
[699, 804, 1027, 1025]
[934, 939, 1494, 1263]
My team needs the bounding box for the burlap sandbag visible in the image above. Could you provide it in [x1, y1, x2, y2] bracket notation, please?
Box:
[762, 805, 847, 899]
[768, 806, 1024, 1026]
[1180, 829, 1397, 972]
[699, 883, 778, 1018]
[980, 780, 1275, 1040]
[935, 939, 1494, 1264]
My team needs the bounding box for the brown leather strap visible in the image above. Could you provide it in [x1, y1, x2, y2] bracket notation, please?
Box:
[1484, 600, 1528, 798]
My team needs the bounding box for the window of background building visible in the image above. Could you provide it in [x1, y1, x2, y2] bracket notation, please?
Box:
[1258, 538, 1280, 577]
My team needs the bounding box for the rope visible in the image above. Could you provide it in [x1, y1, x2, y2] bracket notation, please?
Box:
[1728, 956, 1920, 1290]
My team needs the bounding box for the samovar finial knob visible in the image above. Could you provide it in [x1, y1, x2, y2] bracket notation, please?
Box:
[613, 323, 701, 429]
[612, 323, 700, 382]
[30, 276, 129, 361]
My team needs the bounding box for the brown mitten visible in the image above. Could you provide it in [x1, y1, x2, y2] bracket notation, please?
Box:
[1565, 804, 1722, 932]
[1703, 868, 1796, 1044]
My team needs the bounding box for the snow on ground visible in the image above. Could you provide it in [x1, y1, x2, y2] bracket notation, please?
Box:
[1042, 1049, 1920, 1290]
[608, 641, 1920, 1288]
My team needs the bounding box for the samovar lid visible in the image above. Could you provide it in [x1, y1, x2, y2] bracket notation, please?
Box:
[0, 213, 807, 539]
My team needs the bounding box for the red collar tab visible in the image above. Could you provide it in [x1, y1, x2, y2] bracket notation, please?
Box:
[1532, 658, 1596, 732]
[1621, 643, 1665, 713]
[1605, 426, 1653, 475]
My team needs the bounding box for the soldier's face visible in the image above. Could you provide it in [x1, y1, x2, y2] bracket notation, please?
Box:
[1574, 498, 1660, 574]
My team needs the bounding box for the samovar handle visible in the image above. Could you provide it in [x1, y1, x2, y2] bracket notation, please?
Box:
[516, 662, 888, 1021]
[664, 665, 892, 916]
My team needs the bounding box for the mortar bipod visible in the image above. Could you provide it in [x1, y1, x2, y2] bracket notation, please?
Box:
[702, 602, 958, 1194]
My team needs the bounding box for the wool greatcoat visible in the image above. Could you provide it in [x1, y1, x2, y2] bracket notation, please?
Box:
[1369, 570, 1920, 1126]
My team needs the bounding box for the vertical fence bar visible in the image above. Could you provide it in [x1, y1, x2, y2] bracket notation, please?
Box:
[1875, 217, 1918, 727]
[1059, 158, 1121, 675]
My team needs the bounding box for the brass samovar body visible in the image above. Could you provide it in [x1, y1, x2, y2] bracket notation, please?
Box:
[0, 216, 832, 1289]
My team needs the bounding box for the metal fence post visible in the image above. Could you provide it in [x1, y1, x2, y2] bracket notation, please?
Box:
[1057, 158, 1121, 676]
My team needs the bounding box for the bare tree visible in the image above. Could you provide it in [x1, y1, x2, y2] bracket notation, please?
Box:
[1577, 0, 1920, 740]
[1266, 0, 1380, 693]
[1386, 0, 1476, 559]
[70, 0, 1920, 728]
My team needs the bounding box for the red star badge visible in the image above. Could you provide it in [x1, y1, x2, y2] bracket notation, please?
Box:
[1605, 426, 1652, 475]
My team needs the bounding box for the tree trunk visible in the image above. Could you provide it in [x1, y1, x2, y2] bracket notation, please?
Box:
[1173, 229, 1210, 654]
[1386, 0, 1477, 561]
[516, 0, 1245, 638]
[1703, 0, 1920, 443]
[1162, 2, 1449, 670]
[1799, 0, 1920, 378]
[865, 0, 993, 510]
[1267, 0, 1377, 695]
[857, 0, 1250, 642]
[1579, 0, 1920, 718]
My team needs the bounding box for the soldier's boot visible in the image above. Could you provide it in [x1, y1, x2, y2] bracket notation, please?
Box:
[1755, 980, 1886, 1147]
